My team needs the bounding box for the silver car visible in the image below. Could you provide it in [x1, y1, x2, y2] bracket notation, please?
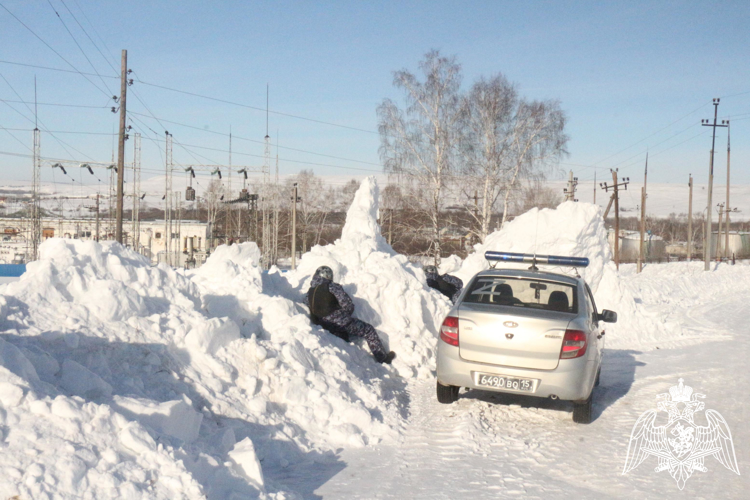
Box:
[435, 253, 617, 423]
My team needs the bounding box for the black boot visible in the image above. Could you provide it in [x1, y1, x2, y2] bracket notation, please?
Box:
[380, 351, 396, 364]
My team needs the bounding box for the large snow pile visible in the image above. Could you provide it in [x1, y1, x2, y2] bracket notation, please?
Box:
[286, 176, 452, 379]
[0, 240, 228, 498]
[0, 177, 454, 498]
[456, 202, 680, 350]
[0, 238, 405, 498]
[456, 202, 611, 290]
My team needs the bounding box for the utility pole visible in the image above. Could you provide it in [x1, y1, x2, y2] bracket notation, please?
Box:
[95, 193, 100, 242]
[725, 121, 731, 259]
[164, 132, 173, 265]
[701, 98, 728, 271]
[31, 77, 41, 261]
[594, 172, 596, 204]
[388, 209, 393, 246]
[132, 132, 141, 252]
[115, 49, 128, 244]
[600, 170, 629, 270]
[687, 175, 693, 262]
[716, 203, 724, 261]
[637, 154, 648, 273]
[563, 170, 578, 201]
[603, 194, 614, 219]
[291, 182, 299, 270]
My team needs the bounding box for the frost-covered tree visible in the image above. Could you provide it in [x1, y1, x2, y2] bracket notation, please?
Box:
[286, 170, 328, 252]
[377, 50, 464, 265]
[462, 75, 568, 239]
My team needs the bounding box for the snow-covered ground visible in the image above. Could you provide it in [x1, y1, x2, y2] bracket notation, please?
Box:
[309, 261, 750, 498]
[1, 177, 747, 498]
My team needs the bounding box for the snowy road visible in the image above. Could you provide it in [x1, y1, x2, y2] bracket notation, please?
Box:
[275, 267, 750, 499]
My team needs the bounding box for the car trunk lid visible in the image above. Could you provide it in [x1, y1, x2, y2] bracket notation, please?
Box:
[458, 302, 571, 370]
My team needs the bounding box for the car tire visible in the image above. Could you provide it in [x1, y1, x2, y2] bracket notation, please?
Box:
[436, 382, 460, 404]
[572, 392, 593, 424]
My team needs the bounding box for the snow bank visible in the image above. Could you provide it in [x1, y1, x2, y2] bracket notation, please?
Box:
[288, 176, 452, 378]
[0, 240, 268, 498]
[0, 177, 453, 497]
[456, 202, 679, 351]
[456, 202, 611, 291]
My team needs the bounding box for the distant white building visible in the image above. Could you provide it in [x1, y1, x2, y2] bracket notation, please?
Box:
[607, 229, 667, 262]
[0, 217, 211, 266]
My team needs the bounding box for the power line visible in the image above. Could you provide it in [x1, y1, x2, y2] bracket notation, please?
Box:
[0, 126, 114, 136]
[0, 59, 117, 78]
[0, 73, 101, 161]
[0, 124, 33, 152]
[45, 0, 113, 95]
[132, 78, 379, 135]
[0, 2, 112, 99]
[592, 101, 711, 170]
[59, 0, 119, 77]
[128, 110, 384, 167]
[0, 97, 110, 109]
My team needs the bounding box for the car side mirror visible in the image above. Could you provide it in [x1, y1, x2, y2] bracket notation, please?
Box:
[599, 310, 617, 323]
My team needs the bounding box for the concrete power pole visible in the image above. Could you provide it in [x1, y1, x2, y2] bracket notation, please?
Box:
[613, 170, 620, 269]
[716, 203, 724, 260]
[291, 182, 298, 270]
[637, 154, 648, 273]
[593, 172, 596, 205]
[95, 193, 100, 242]
[115, 49, 128, 244]
[600, 170, 629, 270]
[725, 121, 730, 259]
[687, 174, 693, 262]
[563, 170, 578, 201]
[701, 98, 728, 271]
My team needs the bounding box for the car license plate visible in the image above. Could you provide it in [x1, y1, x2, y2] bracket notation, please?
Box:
[474, 372, 537, 393]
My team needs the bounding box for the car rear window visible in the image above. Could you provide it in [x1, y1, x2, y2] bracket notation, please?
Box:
[462, 276, 578, 313]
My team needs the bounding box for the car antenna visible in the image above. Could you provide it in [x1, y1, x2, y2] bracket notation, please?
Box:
[529, 209, 540, 271]
[529, 253, 539, 271]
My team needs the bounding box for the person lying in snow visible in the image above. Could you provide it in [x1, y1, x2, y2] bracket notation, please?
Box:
[306, 265, 396, 364]
[424, 265, 463, 304]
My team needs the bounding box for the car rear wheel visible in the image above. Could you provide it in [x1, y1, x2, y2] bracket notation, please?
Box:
[572, 393, 593, 424]
[436, 382, 460, 404]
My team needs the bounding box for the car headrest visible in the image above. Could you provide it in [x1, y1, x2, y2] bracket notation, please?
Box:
[548, 291, 569, 311]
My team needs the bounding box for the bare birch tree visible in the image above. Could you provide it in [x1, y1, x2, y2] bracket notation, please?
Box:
[377, 50, 463, 265]
[286, 170, 327, 252]
[462, 75, 568, 239]
[498, 99, 567, 226]
[460, 74, 517, 240]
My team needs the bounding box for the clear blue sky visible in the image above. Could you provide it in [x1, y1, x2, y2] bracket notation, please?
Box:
[2, 0, 750, 195]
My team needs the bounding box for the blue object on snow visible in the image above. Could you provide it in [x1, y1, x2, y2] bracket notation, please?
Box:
[0, 264, 26, 277]
[484, 251, 589, 268]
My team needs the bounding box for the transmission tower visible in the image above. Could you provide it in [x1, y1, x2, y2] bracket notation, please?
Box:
[228, 129, 234, 240]
[273, 146, 279, 265]
[30, 127, 41, 260]
[165, 131, 173, 265]
[260, 85, 272, 269]
[261, 138, 272, 268]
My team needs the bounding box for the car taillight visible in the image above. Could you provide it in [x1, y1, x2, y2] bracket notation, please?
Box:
[560, 329, 587, 359]
[440, 316, 459, 346]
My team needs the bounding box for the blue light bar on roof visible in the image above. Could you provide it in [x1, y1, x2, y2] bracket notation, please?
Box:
[485, 251, 589, 268]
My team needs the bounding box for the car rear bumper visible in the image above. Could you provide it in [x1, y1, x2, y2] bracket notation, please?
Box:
[436, 341, 595, 402]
